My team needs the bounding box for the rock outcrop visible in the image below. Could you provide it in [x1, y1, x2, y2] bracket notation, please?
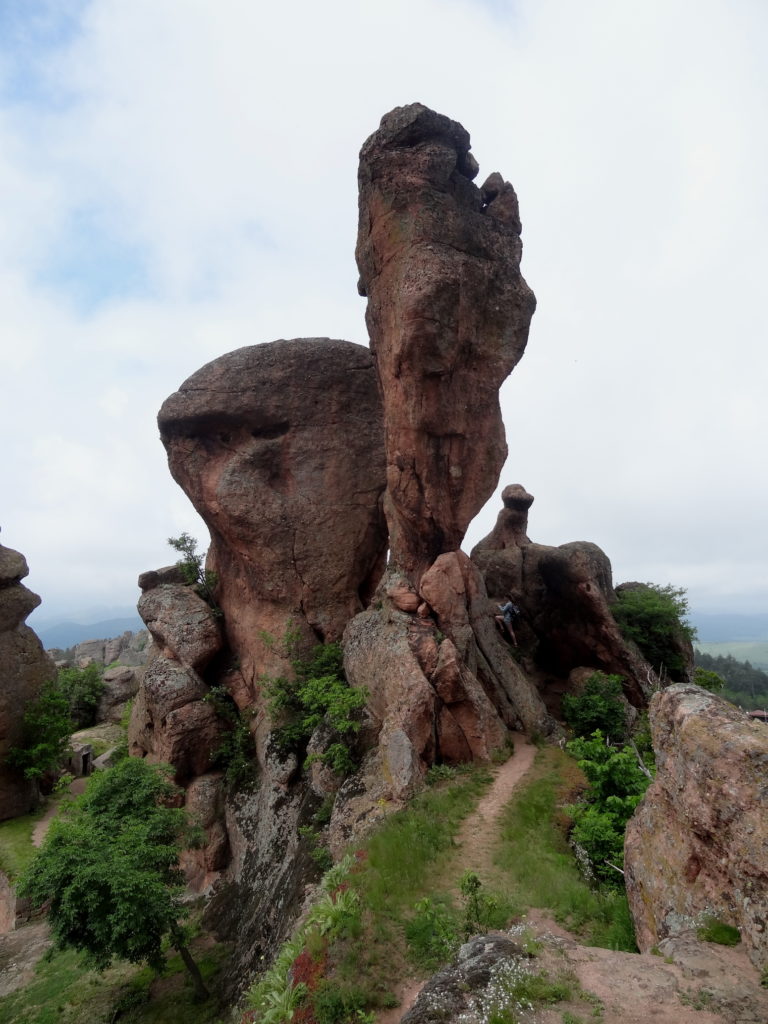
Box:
[356, 103, 536, 584]
[625, 684, 768, 971]
[0, 542, 55, 821]
[158, 338, 387, 696]
[472, 486, 655, 709]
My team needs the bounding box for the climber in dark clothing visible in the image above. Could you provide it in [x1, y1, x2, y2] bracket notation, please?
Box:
[495, 597, 520, 645]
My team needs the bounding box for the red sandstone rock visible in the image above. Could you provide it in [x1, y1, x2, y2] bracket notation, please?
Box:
[158, 337, 386, 696]
[0, 542, 55, 821]
[138, 583, 223, 671]
[625, 684, 768, 971]
[472, 489, 655, 708]
[356, 104, 535, 584]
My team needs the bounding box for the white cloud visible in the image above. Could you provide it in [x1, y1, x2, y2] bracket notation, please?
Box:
[1, 0, 767, 623]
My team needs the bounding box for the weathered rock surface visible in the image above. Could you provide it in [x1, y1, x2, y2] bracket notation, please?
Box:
[356, 103, 535, 584]
[138, 584, 222, 671]
[625, 684, 768, 971]
[158, 337, 387, 695]
[96, 665, 142, 723]
[0, 542, 55, 821]
[472, 487, 655, 708]
[64, 629, 151, 669]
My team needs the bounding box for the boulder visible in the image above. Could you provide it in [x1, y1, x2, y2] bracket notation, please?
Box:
[97, 665, 141, 722]
[0, 542, 55, 820]
[157, 337, 387, 694]
[472, 488, 655, 708]
[128, 658, 222, 781]
[356, 103, 536, 584]
[138, 584, 223, 670]
[625, 684, 768, 970]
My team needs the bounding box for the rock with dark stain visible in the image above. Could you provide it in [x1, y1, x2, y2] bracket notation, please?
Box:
[356, 104, 535, 584]
[158, 337, 387, 696]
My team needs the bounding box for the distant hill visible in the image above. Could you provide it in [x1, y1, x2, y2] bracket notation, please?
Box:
[38, 616, 144, 650]
[689, 612, 768, 644]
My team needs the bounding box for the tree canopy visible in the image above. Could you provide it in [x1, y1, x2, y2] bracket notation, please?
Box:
[17, 757, 208, 999]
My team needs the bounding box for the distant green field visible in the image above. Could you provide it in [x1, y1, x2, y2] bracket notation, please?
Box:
[695, 641, 768, 670]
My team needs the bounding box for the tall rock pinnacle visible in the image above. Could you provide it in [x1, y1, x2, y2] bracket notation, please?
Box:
[356, 103, 536, 584]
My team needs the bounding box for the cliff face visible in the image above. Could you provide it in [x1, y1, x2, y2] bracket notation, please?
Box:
[0, 542, 55, 822]
[625, 684, 768, 970]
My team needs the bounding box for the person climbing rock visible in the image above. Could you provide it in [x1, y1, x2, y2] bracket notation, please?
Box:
[495, 597, 520, 645]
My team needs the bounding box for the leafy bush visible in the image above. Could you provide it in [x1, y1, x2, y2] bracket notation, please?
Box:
[57, 663, 105, 728]
[612, 583, 695, 678]
[406, 896, 459, 968]
[6, 679, 74, 782]
[265, 640, 366, 776]
[203, 686, 256, 790]
[562, 673, 627, 739]
[566, 732, 652, 886]
[693, 667, 725, 693]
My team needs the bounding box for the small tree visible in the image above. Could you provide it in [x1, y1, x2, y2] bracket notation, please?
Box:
[17, 758, 209, 1001]
[57, 663, 105, 728]
[6, 679, 74, 784]
[168, 532, 220, 613]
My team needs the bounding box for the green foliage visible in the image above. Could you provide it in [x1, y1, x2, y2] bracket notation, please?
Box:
[696, 916, 741, 946]
[6, 679, 74, 782]
[405, 896, 459, 968]
[17, 758, 207, 997]
[459, 870, 513, 937]
[56, 663, 105, 728]
[0, 804, 50, 880]
[693, 667, 725, 693]
[265, 639, 366, 776]
[562, 673, 627, 740]
[566, 732, 651, 886]
[203, 686, 256, 790]
[612, 583, 695, 677]
[167, 532, 221, 615]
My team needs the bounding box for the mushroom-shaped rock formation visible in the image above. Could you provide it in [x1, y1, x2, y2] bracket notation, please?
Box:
[0, 542, 55, 820]
[158, 337, 387, 696]
[625, 685, 768, 971]
[356, 103, 536, 585]
[472, 487, 655, 708]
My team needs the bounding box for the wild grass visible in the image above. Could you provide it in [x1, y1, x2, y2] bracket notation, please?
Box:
[0, 804, 51, 880]
[494, 747, 637, 951]
[0, 937, 229, 1024]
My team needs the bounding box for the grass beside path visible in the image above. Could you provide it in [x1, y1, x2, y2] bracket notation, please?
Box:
[494, 745, 637, 951]
[0, 805, 52, 881]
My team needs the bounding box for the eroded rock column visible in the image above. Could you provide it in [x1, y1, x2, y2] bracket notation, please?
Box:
[356, 103, 536, 584]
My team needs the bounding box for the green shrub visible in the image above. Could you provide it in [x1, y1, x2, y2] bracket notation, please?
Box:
[566, 732, 651, 886]
[57, 663, 105, 728]
[612, 583, 695, 677]
[405, 896, 459, 968]
[562, 673, 627, 739]
[265, 639, 366, 776]
[6, 679, 74, 782]
[203, 686, 256, 790]
[693, 668, 725, 693]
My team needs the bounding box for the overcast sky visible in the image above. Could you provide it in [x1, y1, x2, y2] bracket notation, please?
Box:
[2, 0, 766, 626]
